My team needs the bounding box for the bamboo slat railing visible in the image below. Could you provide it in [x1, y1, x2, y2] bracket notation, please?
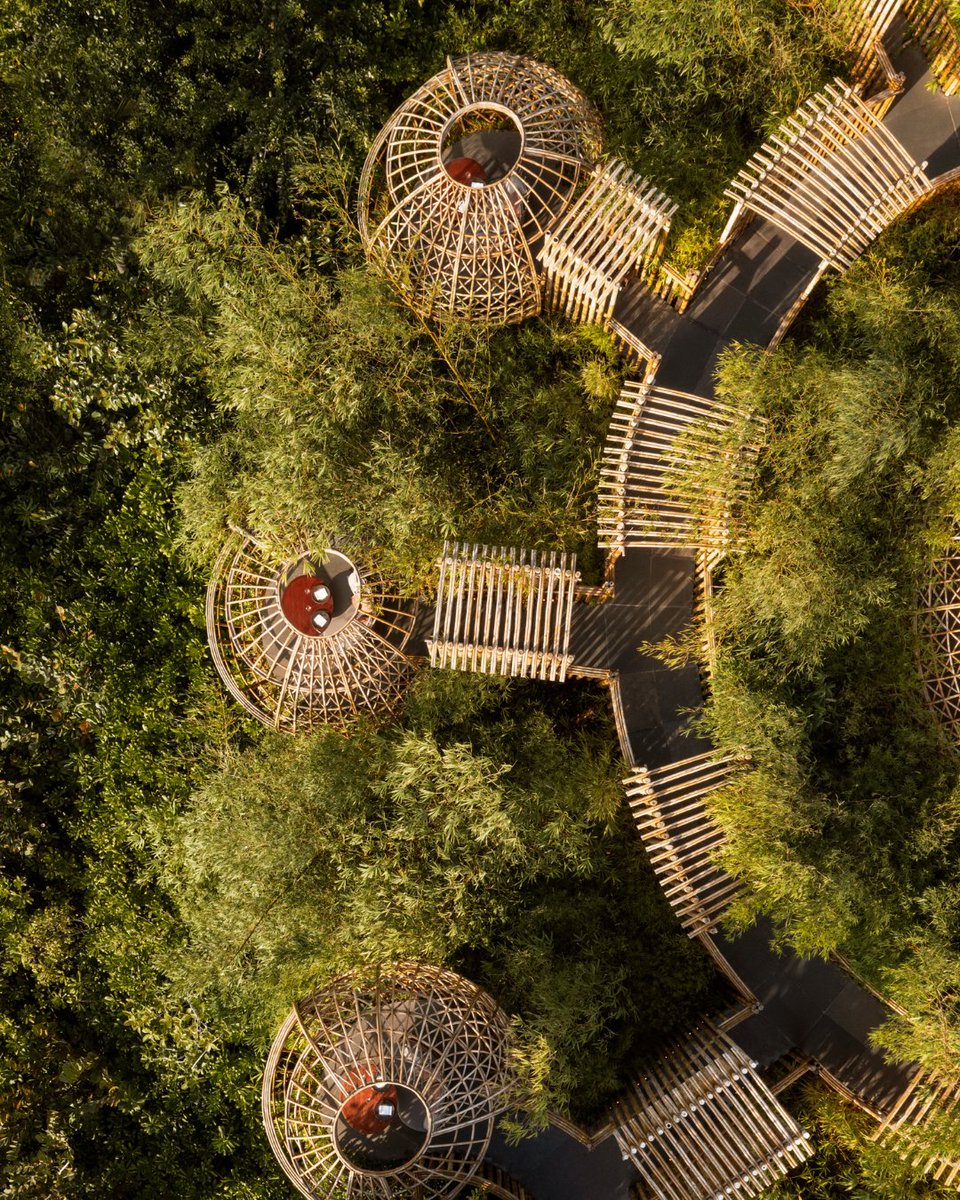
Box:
[694, 548, 725, 686]
[830, 0, 904, 90]
[206, 535, 417, 734]
[724, 81, 930, 273]
[609, 1021, 813, 1200]
[473, 1162, 535, 1200]
[917, 530, 960, 744]
[262, 964, 514, 1200]
[598, 382, 765, 553]
[541, 158, 676, 328]
[872, 1070, 960, 1189]
[428, 541, 580, 681]
[904, 0, 960, 94]
[625, 751, 742, 937]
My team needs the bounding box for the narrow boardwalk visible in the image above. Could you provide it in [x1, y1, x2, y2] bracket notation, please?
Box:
[486, 36, 960, 1200]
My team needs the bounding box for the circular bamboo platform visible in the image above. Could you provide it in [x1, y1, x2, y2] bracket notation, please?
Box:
[206, 534, 417, 733]
[262, 963, 513, 1199]
[358, 51, 602, 325]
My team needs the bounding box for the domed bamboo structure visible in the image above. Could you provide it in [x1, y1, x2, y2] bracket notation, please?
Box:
[206, 533, 417, 733]
[358, 52, 603, 324]
[262, 963, 514, 1200]
[918, 529, 960, 744]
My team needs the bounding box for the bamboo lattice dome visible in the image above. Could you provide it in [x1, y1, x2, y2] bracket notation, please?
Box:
[262, 963, 514, 1200]
[358, 52, 602, 324]
[918, 529, 960, 745]
[206, 534, 417, 733]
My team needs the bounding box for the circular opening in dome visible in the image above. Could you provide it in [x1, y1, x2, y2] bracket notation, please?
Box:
[440, 104, 523, 186]
[278, 551, 361, 638]
[333, 1082, 430, 1174]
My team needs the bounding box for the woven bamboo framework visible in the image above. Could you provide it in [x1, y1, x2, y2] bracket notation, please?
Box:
[358, 52, 602, 324]
[873, 1070, 960, 1189]
[262, 963, 513, 1200]
[540, 158, 676, 327]
[598, 381, 764, 553]
[610, 1021, 813, 1200]
[428, 541, 579, 681]
[206, 534, 417, 733]
[917, 531, 960, 744]
[905, 0, 960, 94]
[624, 751, 742, 937]
[724, 81, 930, 271]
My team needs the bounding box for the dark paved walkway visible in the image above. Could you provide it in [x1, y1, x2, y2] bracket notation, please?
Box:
[487, 1126, 641, 1200]
[482, 39, 960, 1199]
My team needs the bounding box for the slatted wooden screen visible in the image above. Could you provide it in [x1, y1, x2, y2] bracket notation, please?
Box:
[904, 0, 960, 95]
[695, 549, 726, 685]
[917, 532, 960, 744]
[724, 80, 930, 272]
[541, 159, 676, 327]
[873, 1071, 960, 1189]
[428, 541, 579, 681]
[624, 751, 741, 936]
[610, 1021, 813, 1200]
[830, 0, 904, 89]
[598, 381, 764, 553]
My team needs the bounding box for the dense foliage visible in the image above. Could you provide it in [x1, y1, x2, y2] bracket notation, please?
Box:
[700, 198, 960, 1089]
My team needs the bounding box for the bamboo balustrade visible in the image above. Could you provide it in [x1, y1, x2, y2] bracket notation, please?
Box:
[917, 531, 960, 744]
[358, 52, 601, 324]
[609, 1021, 813, 1200]
[829, 0, 905, 91]
[625, 751, 742, 936]
[540, 158, 676, 327]
[473, 1162, 535, 1200]
[904, 0, 960, 94]
[606, 319, 660, 374]
[724, 81, 930, 273]
[872, 1070, 960, 1189]
[694, 548, 725, 686]
[598, 381, 765, 553]
[262, 963, 514, 1200]
[206, 535, 416, 734]
[428, 541, 579, 681]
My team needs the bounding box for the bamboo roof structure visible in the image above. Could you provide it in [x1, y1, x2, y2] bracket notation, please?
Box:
[724, 80, 930, 272]
[624, 751, 742, 937]
[540, 158, 676, 327]
[428, 541, 579, 681]
[917, 531, 960, 744]
[206, 534, 417, 734]
[358, 52, 602, 324]
[598, 381, 765, 554]
[610, 1020, 813, 1200]
[872, 1070, 960, 1190]
[262, 963, 514, 1200]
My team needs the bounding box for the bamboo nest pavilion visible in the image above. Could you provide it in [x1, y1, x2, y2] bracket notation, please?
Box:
[918, 529, 960, 745]
[206, 533, 417, 733]
[358, 52, 675, 327]
[262, 963, 513, 1200]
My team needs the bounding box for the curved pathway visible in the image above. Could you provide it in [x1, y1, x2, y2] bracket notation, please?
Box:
[483, 33, 960, 1200]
